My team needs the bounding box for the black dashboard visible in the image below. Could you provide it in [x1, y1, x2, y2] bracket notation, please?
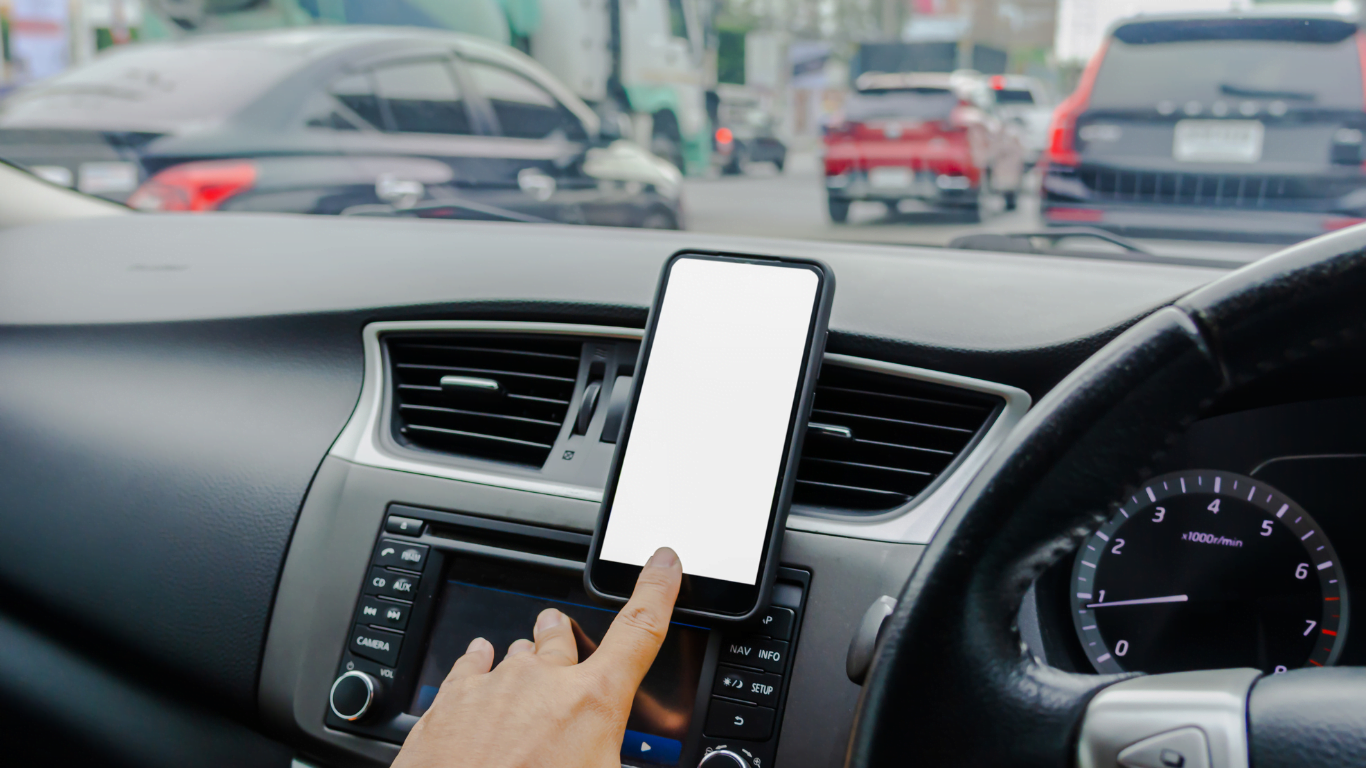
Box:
[6, 212, 1357, 768]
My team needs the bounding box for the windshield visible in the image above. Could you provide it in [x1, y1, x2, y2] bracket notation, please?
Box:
[1091, 35, 1364, 110]
[0, 3, 1360, 262]
[844, 89, 960, 121]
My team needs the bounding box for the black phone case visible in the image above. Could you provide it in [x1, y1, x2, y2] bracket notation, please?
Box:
[585, 249, 835, 621]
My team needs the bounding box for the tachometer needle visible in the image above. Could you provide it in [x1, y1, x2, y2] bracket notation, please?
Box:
[1086, 594, 1188, 608]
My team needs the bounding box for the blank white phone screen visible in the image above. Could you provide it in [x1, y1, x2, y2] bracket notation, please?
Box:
[600, 258, 819, 584]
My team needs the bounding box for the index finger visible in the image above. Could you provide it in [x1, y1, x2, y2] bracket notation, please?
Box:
[584, 547, 682, 693]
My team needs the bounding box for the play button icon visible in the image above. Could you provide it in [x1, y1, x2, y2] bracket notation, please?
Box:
[620, 729, 681, 764]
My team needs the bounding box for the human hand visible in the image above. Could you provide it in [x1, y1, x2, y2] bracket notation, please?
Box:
[391, 547, 683, 768]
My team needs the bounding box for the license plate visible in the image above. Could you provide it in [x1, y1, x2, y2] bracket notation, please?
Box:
[1172, 120, 1264, 163]
[868, 166, 913, 189]
[78, 161, 140, 194]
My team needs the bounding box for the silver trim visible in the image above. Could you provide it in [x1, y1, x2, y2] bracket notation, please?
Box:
[440, 375, 501, 393]
[698, 749, 751, 768]
[328, 321, 1030, 544]
[329, 670, 377, 722]
[1078, 669, 1260, 768]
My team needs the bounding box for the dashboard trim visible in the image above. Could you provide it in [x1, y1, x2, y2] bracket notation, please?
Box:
[328, 320, 1030, 544]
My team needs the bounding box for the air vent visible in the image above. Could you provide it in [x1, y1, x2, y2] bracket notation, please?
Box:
[388, 334, 582, 466]
[795, 364, 1002, 513]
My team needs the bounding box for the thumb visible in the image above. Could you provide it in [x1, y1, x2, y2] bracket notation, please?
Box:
[585, 547, 682, 695]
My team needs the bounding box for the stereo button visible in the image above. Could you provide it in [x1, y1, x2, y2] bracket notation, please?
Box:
[704, 699, 774, 741]
[357, 596, 410, 630]
[713, 665, 781, 707]
[374, 539, 429, 572]
[385, 515, 425, 536]
[720, 638, 788, 674]
[362, 567, 419, 601]
[747, 607, 794, 640]
[351, 624, 402, 667]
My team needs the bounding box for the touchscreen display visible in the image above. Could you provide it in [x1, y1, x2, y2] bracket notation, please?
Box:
[411, 558, 708, 765]
[600, 257, 820, 585]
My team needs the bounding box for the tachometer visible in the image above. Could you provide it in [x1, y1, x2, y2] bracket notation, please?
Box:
[1071, 469, 1348, 675]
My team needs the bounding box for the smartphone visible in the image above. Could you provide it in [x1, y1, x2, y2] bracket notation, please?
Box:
[586, 251, 834, 620]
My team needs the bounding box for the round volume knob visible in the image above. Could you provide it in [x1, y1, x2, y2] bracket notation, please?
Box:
[330, 670, 379, 722]
[698, 749, 750, 768]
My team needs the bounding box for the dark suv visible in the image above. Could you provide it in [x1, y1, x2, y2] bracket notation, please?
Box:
[1041, 12, 1366, 241]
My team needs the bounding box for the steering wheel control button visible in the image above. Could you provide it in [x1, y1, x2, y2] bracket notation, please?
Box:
[721, 637, 788, 674]
[350, 623, 403, 667]
[362, 566, 418, 601]
[713, 665, 781, 707]
[747, 607, 794, 640]
[357, 596, 411, 630]
[329, 670, 379, 722]
[1118, 727, 1210, 768]
[704, 699, 775, 741]
[373, 539, 429, 572]
[384, 515, 425, 536]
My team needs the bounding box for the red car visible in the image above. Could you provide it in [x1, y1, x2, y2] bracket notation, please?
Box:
[823, 72, 1026, 222]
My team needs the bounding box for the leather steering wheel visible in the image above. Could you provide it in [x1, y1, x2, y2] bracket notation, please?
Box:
[848, 227, 1366, 768]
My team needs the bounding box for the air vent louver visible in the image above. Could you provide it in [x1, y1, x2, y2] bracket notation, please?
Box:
[388, 335, 582, 466]
[795, 364, 1002, 513]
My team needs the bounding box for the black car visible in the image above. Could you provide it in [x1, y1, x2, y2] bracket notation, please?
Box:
[0, 27, 684, 228]
[1041, 12, 1366, 241]
[711, 95, 786, 175]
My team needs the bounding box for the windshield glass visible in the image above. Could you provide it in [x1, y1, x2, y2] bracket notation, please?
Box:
[845, 89, 959, 121]
[0, 3, 1360, 263]
[1091, 35, 1363, 110]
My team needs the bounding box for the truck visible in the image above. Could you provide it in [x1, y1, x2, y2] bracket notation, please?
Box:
[135, 0, 713, 174]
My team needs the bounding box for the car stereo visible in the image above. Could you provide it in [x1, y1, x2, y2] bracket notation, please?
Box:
[325, 504, 809, 768]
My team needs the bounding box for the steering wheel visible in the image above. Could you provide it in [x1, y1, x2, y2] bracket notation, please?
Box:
[848, 227, 1366, 768]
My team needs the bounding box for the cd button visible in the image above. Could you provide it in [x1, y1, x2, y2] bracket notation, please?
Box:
[350, 624, 402, 667]
[362, 566, 419, 601]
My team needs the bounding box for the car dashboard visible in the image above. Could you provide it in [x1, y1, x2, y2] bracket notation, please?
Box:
[0, 212, 1358, 768]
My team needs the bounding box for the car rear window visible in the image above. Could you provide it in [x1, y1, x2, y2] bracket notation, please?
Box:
[1091, 20, 1364, 111]
[994, 88, 1035, 105]
[0, 43, 300, 131]
[845, 88, 959, 121]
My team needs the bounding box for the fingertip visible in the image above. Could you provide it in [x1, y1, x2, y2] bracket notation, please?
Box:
[647, 547, 680, 571]
[534, 608, 566, 638]
[505, 638, 535, 658]
[444, 636, 494, 682]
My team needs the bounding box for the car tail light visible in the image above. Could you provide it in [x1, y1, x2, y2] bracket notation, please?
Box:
[1323, 216, 1366, 231]
[715, 127, 733, 146]
[1045, 206, 1104, 223]
[127, 160, 257, 212]
[1045, 40, 1108, 168]
[989, 75, 1006, 91]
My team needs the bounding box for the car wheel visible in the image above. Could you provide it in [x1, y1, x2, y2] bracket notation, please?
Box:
[827, 196, 851, 223]
[774, 157, 785, 173]
[1003, 190, 1018, 211]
